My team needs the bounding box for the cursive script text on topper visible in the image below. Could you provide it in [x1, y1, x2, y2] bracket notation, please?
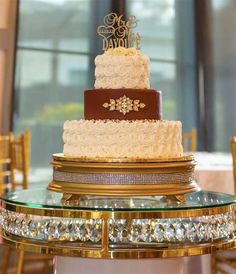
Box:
[97, 13, 141, 51]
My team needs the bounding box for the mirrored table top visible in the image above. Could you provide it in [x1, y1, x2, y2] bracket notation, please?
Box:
[1, 188, 235, 211]
[1, 188, 236, 259]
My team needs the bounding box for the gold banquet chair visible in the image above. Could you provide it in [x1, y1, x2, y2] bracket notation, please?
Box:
[1, 130, 53, 274]
[183, 128, 197, 152]
[10, 129, 30, 191]
[0, 134, 13, 193]
[211, 137, 236, 274]
[0, 130, 30, 192]
[1, 248, 53, 274]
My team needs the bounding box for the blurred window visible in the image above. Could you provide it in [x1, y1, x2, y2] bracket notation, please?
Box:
[14, 0, 111, 182]
[127, 0, 197, 126]
[210, 0, 236, 151]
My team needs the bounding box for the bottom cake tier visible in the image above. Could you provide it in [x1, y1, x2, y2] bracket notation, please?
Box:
[63, 119, 183, 159]
[48, 154, 199, 196]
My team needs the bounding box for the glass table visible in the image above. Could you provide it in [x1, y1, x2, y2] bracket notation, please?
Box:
[0, 188, 236, 260]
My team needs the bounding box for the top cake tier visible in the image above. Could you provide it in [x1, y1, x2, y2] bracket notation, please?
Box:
[85, 47, 161, 120]
[94, 47, 150, 89]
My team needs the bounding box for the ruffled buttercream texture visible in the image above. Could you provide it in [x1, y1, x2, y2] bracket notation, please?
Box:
[63, 120, 183, 159]
[94, 47, 150, 89]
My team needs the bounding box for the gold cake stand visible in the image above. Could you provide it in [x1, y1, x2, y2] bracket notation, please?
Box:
[48, 153, 199, 197]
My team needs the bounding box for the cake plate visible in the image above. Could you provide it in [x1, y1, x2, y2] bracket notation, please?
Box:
[48, 153, 199, 198]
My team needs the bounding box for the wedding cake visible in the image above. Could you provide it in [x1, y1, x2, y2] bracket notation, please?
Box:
[63, 46, 183, 160]
[49, 13, 197, 197]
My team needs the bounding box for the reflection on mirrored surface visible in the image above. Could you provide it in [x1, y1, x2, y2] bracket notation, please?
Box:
[2, 188, 235, 211]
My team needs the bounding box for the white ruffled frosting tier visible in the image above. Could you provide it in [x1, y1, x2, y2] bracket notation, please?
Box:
[94, 47, 150, 89]
[63, 120, 183, 159]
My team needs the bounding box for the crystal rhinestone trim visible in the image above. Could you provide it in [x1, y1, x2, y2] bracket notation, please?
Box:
[1, 209, 234, 244]
[53, 171, 194, 185]
[103, 95, 146, 115]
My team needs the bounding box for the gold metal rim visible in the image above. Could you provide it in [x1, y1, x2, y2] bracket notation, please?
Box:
[48, 181, 200, 196]
[1, 200, 236, 219]
[53, 153, 194, 164]
[52, 162, 196, 175]
[1, 231, 236, 259]
[52, 159, 196, 172]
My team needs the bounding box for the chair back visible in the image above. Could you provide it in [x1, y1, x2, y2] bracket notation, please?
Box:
[0, 135, 12, 192]
[11, 129, 30, 190]
[0, 135, 12, 161]
[183, 128, 197, 152]
[230, 137, 236, 196]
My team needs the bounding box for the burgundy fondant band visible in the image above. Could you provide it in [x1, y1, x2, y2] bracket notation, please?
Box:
[84, 88, 162, 120]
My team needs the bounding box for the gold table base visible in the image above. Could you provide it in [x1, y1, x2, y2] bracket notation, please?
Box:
[1, 231, 236, 259]
[1, 188, 236, 259]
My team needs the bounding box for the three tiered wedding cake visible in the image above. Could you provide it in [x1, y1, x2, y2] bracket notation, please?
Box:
[63, 46, 183, 160]
[49, 13, 197, 197]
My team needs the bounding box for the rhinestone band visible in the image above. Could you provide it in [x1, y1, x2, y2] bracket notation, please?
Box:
[1, 209, 234, 244]
[53, 171, 194, 185]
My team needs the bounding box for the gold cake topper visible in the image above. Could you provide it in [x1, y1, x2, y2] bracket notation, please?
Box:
[97, 13, 141, 51]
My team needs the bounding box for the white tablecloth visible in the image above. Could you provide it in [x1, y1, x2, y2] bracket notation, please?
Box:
[194, 152, 234, 194]
[186, 152, 234, 274]
[54, 257, 184, 274]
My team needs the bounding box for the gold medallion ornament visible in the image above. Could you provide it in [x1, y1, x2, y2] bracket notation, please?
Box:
[97, 13, 141, 51]
[103, 95, 146, 115]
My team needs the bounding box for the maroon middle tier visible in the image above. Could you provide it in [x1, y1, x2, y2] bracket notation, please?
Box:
[84, 88, 162, 120]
